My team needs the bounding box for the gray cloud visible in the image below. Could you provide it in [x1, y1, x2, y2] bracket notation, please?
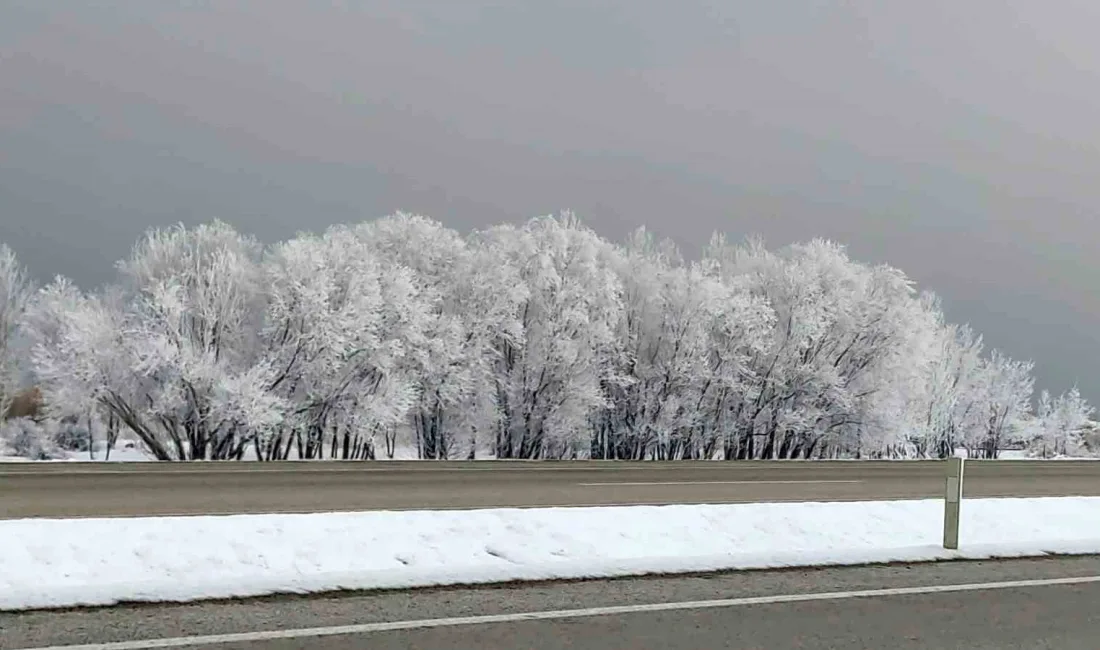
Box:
[2, 0, 1098, 398]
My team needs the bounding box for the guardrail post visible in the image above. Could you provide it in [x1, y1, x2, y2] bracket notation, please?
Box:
[943, 456, 965, 550]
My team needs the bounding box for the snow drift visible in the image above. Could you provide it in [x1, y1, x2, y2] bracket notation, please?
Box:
[4, 497, 1100, 611]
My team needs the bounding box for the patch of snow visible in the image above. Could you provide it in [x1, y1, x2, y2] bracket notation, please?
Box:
[995, 449, 1099, 461]
[0, 445, 155, 463]
[92, 446, 156, 462]
[0, 444, 467, 462]
[3, 497, 1100, 610]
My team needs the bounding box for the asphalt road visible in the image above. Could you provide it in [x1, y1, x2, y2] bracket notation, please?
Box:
[4, 460, 1100, 519]
[4, 556, 1100, 649]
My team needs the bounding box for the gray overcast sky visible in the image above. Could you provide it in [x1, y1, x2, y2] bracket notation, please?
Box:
[1, 1, 1098, 399]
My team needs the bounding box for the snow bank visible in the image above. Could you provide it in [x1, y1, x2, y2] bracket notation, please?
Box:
[4, 497, 1100, 611]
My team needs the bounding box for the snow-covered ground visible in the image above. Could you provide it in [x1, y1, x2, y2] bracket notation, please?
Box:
[994, 449, 1099, 460]
[0, 443, 422, 462]
[4, 497, 1100, 611]
[3, 446, 1096, 462]
[0, 447, 154, 463]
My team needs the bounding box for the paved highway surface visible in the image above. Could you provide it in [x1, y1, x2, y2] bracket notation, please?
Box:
[4, 460, 1100, 518]
[4, 556, 1100, 649]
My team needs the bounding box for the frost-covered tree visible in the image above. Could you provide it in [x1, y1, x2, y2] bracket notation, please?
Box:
[27, 223, 275, 460]
[842, 289, 942, 459]
[0, 244, 32, 418]
[964, 350, 1034, 459]
[260, 225, 429, 460]
[353, 213, 526, 459]
[598, 228, 775, 460]
[904, 319, 988, 458]
[701, 237, 932, 459]
[23, 280, 121, 448]
[21, 283, 127, 458]
[477, 214, 623, 459]
[1031, 386, 1093, 457]
[116, 222, 275, 459]
[597, 229, 712, 459]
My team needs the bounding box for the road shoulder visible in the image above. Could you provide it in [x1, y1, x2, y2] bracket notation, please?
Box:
[4, 555, 1100, 649]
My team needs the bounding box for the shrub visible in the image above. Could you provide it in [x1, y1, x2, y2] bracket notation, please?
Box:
[1, 417, 61, 460]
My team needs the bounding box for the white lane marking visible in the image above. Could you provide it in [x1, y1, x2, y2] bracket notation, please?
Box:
[15, 575, 1100, 650]
[577, 480, 864, 486]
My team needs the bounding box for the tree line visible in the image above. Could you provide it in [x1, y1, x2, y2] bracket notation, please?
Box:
[0, 213, 1093, 461]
